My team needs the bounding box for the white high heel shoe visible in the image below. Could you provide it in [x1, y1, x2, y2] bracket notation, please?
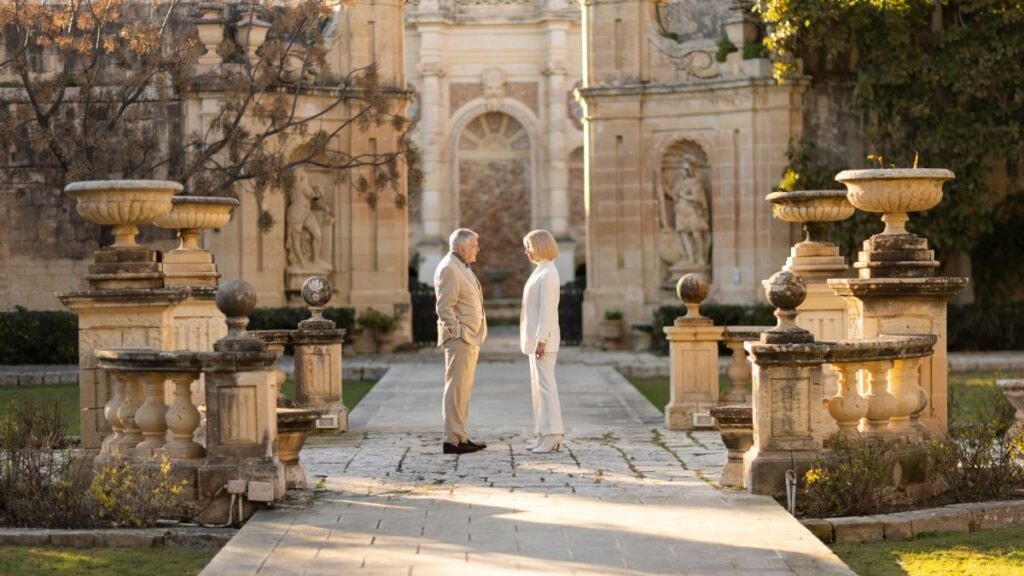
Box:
[530, 434, 563, 453]
[525, 436, 543, 451]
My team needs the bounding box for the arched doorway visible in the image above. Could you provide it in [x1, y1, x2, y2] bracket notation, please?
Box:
[457, 112, 533, 299]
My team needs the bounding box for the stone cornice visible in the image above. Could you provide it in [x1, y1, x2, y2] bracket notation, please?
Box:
[578, 75, 809, 101]
[58, 287, 193, 309]
[828, 277, 969, 299]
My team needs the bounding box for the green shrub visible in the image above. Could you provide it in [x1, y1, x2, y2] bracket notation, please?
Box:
[801, 433, 901, 518]
[356, 308, 398, 334]
[930, 423, 1024, 503]
[603, 309, 623, 321]
[947, 301, 1024, 351]
[0, 307, 78, 364]
[715, 38, 738, 62]
[243, 306, 355, 344]
[742, 42, 768, 59]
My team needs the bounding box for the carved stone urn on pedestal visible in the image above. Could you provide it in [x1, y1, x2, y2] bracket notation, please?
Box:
[65, 180, 181, 289]
[154, 196, 239, 286]
[765, 189, 854, 280]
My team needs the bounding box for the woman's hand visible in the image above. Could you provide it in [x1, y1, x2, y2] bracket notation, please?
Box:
[535, 341, 546, 359]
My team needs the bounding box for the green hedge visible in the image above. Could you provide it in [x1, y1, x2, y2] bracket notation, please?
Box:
[0, 305, 356, 365]
[0, 307, 78, 364]
[651, 303, 775, 355]
[246, 306, 356, 345]
[653, 301, 1024, 354]
[947, 302, 1024, 351]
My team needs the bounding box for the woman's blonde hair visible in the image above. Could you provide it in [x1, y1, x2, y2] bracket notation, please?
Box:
[523, 229, 559, 262]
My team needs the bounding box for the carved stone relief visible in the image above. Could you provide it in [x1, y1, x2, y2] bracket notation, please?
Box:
[285, 172, 334, 273]
[658, 140, 711, 284]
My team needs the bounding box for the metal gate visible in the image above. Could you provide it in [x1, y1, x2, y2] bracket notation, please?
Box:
[558, 281, 584, 346]
[410, 282, 438, 346]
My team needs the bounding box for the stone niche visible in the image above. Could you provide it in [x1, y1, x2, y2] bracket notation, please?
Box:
[657, 140, 712, 288]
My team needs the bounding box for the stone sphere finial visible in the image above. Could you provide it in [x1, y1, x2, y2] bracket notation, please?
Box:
[214, 279, 264, 351]
[761, 270, 813, 344]
[301, 276, 333, 308]
[298, 276, 336, 330]
[674, 273, 712, 326]
[764, 270, 807, 310]
[217, 279, 257, 318]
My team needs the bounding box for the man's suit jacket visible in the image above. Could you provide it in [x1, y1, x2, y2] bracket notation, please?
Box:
[434, 252, 488, 347]
[520, 260, 560, 355]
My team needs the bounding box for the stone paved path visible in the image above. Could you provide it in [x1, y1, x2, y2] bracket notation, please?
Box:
[201, 359, 854, 575]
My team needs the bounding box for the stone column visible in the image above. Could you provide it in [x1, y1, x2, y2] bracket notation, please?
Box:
[743, 271, 830, 497]
[544, 20, 575, 281]
[414, 24, 447, 284]
[663, 275, 723, 430]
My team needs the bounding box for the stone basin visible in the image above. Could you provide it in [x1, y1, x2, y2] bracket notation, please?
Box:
[835, 168, 954, 235]
[765, 189, 854, 225]
[998, 379, 1024, 437]
[709, 405, 752, 488]
[277, 407, 319, 489]
[65, 180, 182, 248]
[155, 196, 240, 251]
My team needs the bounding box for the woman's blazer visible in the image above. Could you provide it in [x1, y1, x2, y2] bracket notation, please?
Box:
[520, 260, 561, 355]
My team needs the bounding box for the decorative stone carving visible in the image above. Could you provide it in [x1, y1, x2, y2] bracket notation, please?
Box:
[659, 143, 711, 284]
[481, 68, 506, 100]
[285, 173, 333, 273]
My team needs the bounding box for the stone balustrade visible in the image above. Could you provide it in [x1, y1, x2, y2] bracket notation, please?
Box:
[721, 326, 765, 404]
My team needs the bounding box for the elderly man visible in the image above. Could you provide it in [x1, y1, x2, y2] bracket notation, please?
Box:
[434, 228, 488, 454]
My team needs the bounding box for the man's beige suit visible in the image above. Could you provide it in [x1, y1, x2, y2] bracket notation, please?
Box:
[434, 252, 487, 443]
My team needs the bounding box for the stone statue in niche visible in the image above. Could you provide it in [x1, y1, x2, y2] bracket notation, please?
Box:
[671, 156, 711, 266]
[286, 173, 333, 272]
[659, 146, 711, 285]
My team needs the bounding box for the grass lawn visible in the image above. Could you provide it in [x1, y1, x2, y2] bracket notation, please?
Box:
[0, 546, 217, 576]
[0, 378, 378, 437]
[832, 525, 1024, 576]
[626, 370, 1024, 422]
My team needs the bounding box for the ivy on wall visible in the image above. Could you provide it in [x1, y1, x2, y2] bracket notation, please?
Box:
[755, 0, 1024, 301]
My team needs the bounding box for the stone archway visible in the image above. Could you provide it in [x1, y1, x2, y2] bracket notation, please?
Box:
[457, 112, 533, 300]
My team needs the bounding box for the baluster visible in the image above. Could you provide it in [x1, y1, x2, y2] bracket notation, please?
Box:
[827, 363, 868, 435]
[134, 371, 169, 454]
[889, 358, 923, 434]
[115, 371, 145, 452]
[862, 360, 896, 433]
[164, 372, 205, 459]
[101, 371, 127, 456]
[724, 339, 752, 404]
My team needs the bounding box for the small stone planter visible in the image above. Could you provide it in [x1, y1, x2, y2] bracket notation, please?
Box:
[998, 379, 1024, 437]
[65, 180, 182, 248]
[709, 404, 753, 488]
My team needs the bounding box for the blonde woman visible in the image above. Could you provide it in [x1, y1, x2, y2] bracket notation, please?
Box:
[520, 229, 564, 453]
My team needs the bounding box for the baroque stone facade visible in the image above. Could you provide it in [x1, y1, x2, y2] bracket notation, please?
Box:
[577, 0, 806, 344]
[405, 0, 585, 295]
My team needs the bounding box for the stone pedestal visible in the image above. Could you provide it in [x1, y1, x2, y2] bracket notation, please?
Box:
[829, 277, 967, 437]
[743, 340, 830, 497]
[86, 248, 165, 290]
[164, 249, 221, 287]
[709, 405, 753, 488]
[59, 288, 191, 449]
[293, 330, 347, 432]
[664, 321, 723, 430]
[199, 350, 285, 509]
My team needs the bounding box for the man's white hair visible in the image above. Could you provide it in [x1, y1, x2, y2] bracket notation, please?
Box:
[449, 228, 478, 252]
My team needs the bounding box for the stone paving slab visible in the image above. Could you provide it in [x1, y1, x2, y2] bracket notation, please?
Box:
[202, 360, 853, 575]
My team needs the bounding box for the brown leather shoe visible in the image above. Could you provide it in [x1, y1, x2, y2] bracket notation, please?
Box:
[442, 441, 484, 454]
[464, 439, 487, 450]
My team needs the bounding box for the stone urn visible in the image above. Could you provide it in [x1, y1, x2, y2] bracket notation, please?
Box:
[998, 379, 1024, 438]
[276, 407, 320, 489]
[835, 168, 954, 279]
[766, 189, 854, 279]
[65, 180, 181, 249]
[835, 168, 954, 236]
[709, 405, 753, 488]
[155, 196, 239, 252]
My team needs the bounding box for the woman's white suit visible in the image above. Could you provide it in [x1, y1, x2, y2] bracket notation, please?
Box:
[520, 260, 564, 437]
